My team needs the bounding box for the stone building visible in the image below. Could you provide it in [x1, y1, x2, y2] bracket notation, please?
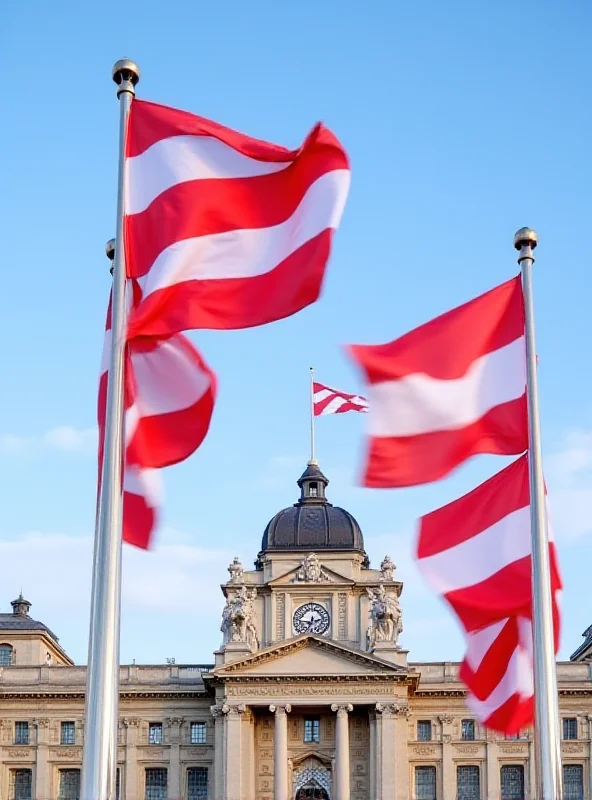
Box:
[1, 462, 591, 800]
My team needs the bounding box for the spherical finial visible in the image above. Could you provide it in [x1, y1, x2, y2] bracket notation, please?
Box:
[105, 239, 115, 261]
[112, 59, 140, 96]
[513, 227, 538, 252]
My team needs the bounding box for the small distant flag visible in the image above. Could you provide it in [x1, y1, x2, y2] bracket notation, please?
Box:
[313, 381, 369, 416]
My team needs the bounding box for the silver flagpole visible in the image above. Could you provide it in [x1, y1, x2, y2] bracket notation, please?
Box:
[81, 61, 139, 800]
[514, 227, 562, 799]
[309, 366, 317, 464]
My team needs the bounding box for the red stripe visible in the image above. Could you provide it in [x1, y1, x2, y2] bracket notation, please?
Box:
[349, 276, 524, 382]
[486, 693, 534, 736]
[123, 490, 156, 549]
[127, 99, 344, 161]
[460, 619, 519, 699]
[126, 146, 348, 279]
[364, 397, 528, 490]
[127, 230, 332, 338]
[418, 453, 529, 558]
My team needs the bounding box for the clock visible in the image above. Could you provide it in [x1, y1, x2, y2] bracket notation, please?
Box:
[293, 602, 330, 635]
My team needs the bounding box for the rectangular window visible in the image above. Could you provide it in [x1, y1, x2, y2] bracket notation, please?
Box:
[563, 765, 584, 800]
[61, 721, 76, 745]
[58, 769, 80, 800]
[500, 765, 525, 800]
[187, 767, 208, 800]
[149, 722, 163, 745]
[0, 644, 13, 665]
[304, 718, 320, 743]
[563, 718, 578, 740]
[417, 720, 432, 741]
[415, 765, 436, 800]
[461, 719, 475, 741]
[190, 721, 207, 744]
[14, 722, 29, 745]
[9, 769, 32, 800]
[116, 769, 120, 800]
[457, 765, 480, 800]
[145, 768, 168, 800]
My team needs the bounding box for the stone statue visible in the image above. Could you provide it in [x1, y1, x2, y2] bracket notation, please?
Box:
[221, 585, 259, 650]
[380, 555, 396, 581]
[366, 585, 402, 648]
[227, 556, 244, 584]
[293, 553, 330, 583]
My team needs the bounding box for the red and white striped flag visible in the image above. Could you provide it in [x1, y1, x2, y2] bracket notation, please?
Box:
[416, 455, 562, 734]
[124, 99, 350, 339]
[99, 100, 349, 548]
[348, 276, 528, 487]
[313, 381, 368, 416]
[98, 286, 217, 548]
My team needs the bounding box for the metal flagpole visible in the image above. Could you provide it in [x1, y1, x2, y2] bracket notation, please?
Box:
[81, 61, 139, 800]
[309, 366, 317, 464]
[514, 227, 562, 800]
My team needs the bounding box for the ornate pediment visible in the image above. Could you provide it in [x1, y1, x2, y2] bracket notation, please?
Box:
[211, 635, 406, 679]
[268, 563, 354, 587]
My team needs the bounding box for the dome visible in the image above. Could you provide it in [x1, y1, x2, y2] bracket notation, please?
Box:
[258, 462, 368, 563]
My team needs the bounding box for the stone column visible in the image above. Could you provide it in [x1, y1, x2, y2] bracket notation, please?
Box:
[439, 715, 454, 800]
[166, 717, 184, 800]
[123, 717, 141, 800]
[223, 704, 246, 800]
[269, 704, 291, 800]
[211, 705, 225, 800]
[375, 702, 409, 799]
[369, 711, 378, 800]
[33, 718, 50, 800]
[331, 704, 353, 800]
[486, 731, 500, 800]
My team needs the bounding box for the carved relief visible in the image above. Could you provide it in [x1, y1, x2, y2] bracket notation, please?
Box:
[222, 703, 246, 716]
[380, 555, 396, 581]
[228, 682, 399, 697]
[455, 744, 479, 754]
[338, 593, 347, 639]
[7, 749, 31, 757]
[366, 585, 403, 648]
[221, 586, 259, 650]
[276, 594, 285, 640]
[51, 748, 82, 758]
[375, 701, 410, 717]
[439, 714, 453, 725]
[499, 744, 527, 754]
[293, 553, 330, 583]
[563, 743, 585, 754]
[413, 745, 436, 756]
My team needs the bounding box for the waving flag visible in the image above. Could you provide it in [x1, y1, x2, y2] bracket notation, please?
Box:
[313, 381, 368, 416]
[416, 455, 562, 734]
[348, 276, 528, 487]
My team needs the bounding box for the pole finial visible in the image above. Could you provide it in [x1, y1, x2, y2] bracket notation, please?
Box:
[106, 238, 115, 275]
[112, 59, 140, 97]
[514, 227, 538, 263]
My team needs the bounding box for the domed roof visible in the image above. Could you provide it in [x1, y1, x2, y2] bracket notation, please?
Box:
[259, 462, 368, 562]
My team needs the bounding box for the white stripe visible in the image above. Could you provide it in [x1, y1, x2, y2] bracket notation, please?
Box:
[100, 329, 112, 376]
[137, 170, 350, 296]
[464, 620, 508, 671]
[124, 465, 163, 508]
[130, 338, 211, 417]
[126, 134, 292, 215]
[367, 337, 526, 437]
[417, 505, 531, 594]
[313, 388, 336, 404]
[320, 397, 350, 415]
[466, 646, 534, 721]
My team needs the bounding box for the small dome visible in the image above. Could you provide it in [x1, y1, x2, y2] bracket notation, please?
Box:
[259, 462, 367, 563]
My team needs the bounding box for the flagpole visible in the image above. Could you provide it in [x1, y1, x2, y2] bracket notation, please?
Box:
[81, 60, 139, 800]
[515, 227, 562, 800]
[309, 366, 317, 464]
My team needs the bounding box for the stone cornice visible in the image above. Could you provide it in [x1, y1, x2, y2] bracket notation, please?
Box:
[218, 674, 413, 684]
[0, 690, 213, 701]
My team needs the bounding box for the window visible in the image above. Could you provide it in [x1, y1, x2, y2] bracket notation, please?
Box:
[187, 767, 208, 800]
[417, 720, 432, 741]
[14, 722, 29, 745]
[9, 769, 32, 800]
[149, 722, 163, 745]
[304, 718, 320, 743]
[415, 765, 436, 800]
[61, 721, 76, 745]
[500, 765, 525, 799]
[563, 765, 584, 800]
[145, 768, 167, 800]
[0, 644, 13, 665]
[309, 482, 318, 497]
[457, 765, 480, 800]
[58, 769, 80, 800]
[563, 718, 578, 740]
[461, 719, 475, 741]
[116, 769, 120, 800]
[190, 721, 207, 744]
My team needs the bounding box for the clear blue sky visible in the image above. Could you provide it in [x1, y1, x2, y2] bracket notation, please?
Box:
[1, 1, 591, 666]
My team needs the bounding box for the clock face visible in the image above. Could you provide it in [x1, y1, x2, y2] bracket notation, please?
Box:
[293, 602, 330, 635]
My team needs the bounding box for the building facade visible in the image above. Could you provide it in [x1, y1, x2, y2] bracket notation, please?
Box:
[1, 462, 591, 800]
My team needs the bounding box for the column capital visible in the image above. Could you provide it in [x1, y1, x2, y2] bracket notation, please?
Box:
[32, 718, 50, 729]
[439, 713, 454, 725]
[269, 703, 291, 714]
[331, 703, 353, 715]
[221, 702, 246, 716]
[210, 704, 225, 720]
[375, 701, 409, 717]
[122, 717, 141, 728]
[165, 716, 184, 727]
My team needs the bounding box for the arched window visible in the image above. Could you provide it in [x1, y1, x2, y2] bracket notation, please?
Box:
[0, 644, 13, 666]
